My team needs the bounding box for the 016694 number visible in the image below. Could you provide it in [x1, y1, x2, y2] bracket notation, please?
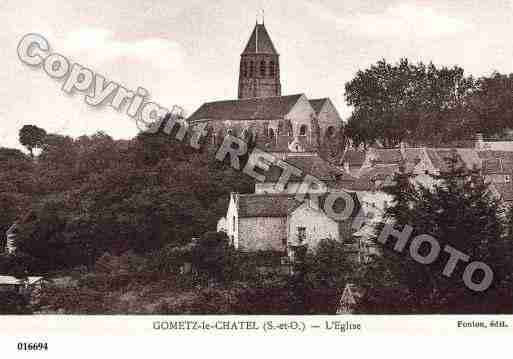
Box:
[17, 342, 48, 351]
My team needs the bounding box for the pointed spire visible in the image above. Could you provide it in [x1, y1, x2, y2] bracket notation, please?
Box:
[241, 22, 278, 54]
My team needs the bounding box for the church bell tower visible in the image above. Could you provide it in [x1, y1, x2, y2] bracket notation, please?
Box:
[238, 21, 281, 99]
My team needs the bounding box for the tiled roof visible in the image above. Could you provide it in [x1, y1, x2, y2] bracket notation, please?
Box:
[403, 148, 426, 164]
[308, 98, 327, 115]
[334, 178, 373, 191]
[187, 94, 303, 123]
[371, 149, 403, 164]
[456, 148, 482, 170]
[491, 183, 513, 202]
[265, 154, 344, 182]
[425, 149, 466, 172]
[359, 164, 400, 181]
[237, 194, 301, 218]
[236, 191, 361, 220]
[242, 24, 278, 54]
[304, 192, 361, 219]
[341, 149, 366, 166]
[477, 150, 513, 160]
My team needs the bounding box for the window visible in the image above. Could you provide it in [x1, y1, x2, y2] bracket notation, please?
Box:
[232, 216, 236, 233]
[269, 61, 275, 77]
[278, 121, 284, 135]
[249, 61, 254, 77]
[326, 126, 335, 138]
[260, 60, 266, 76]
[506, 175, 511, 183]
[242, 61, 247, 77]
[268, 128, 275, 140]
[299, 125, 307, 136]
[297, 227, 306, 244]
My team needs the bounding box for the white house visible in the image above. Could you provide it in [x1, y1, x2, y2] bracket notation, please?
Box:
[223, 191, 360, 253]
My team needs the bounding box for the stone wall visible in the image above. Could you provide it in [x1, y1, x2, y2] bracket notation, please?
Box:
[238, 217, 287, 251]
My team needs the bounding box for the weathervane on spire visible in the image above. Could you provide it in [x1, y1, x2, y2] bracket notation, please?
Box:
[256, 9, 265, 25]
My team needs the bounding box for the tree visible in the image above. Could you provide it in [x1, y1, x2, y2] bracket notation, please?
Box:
[305, 238, 353, 289]
[361, 158, 512, 313]
[470, 72, 513, 138]
[345, 58, 477, 147]
[19, 125, 47, 158]
[0, 291, 31, 314]
[191, 231, 231, 283]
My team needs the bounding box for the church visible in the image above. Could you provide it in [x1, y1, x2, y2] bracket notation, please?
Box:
[188, 21, 358, 253]
[187, 21, 344, 158]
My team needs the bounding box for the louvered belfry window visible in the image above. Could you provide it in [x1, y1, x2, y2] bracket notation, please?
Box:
[260, 60, 266, 76]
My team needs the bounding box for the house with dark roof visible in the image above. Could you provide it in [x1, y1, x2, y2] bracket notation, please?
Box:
[340, 149, 366, 174]
[478, 150, 513, 184]
[187, 21, 343, 157]
[223, 191, 360, 252]
[254, 152, 348, 194]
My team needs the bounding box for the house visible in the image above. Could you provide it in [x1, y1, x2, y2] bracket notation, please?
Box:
[0, 275, 23, 292]
[340, 149, 366, 174]
[223, 192, 360, 252]
[0, 275, 45, 294]
[475, 133, 513, 151]
[4, 222, 17, 254]
[336, 283, 365, 314]
[254, 152, 347, 194]
[478, 151, 513, 184]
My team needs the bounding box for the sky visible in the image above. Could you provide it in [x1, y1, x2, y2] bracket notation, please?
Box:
[2, 0, 513, 150]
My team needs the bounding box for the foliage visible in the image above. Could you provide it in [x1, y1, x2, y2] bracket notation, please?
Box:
[359, 159, 513, 313]
[0, 291, 32, 314]
[345, 58, 477, 147]
[470, 72, 513, 138]
[305, 238, 353, 289]
[8, 119, 253, 273]
[19, 125, 47, 158]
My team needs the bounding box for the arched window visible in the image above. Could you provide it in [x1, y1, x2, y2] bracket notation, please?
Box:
[260, 60, 266, 76]
[249, 61, 254, 77]
[242, 61, 247, 77]
[299, 125, 308, 136]
[277, 121, 284, 135]
[269, 61, 275, 77]
[326, 126, 335, 138]
[284, 120, 293, 136]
